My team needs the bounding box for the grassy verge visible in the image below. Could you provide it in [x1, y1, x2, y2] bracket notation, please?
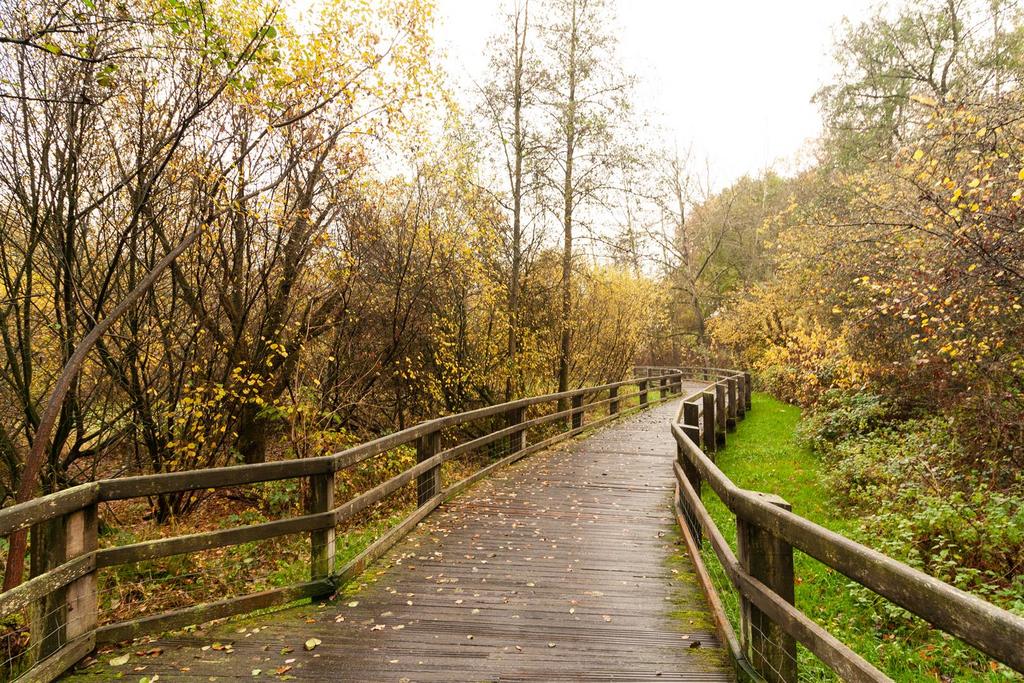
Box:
[700, 392, 1015, 682]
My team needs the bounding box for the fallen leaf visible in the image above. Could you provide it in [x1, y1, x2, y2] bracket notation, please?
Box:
[109, 654, 130, 667]
[304, 638, 322, 651]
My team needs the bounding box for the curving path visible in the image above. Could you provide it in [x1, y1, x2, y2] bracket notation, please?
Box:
[66, 398, 732, 682]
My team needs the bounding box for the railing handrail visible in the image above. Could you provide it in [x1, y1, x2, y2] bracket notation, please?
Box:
[0, 374, 669, 536]
[1, 369, 704, 682]
[669, 374, 1024, 679]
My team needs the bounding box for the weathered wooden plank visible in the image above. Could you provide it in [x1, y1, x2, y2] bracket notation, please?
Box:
[737, 492, 795, 682]
[98, 456, 335, 501]
[95, 580, 332, 644]
[0, 553, 93, 619]
[310, 472, 336, 580]
[95, 511, 336, 567]
[0, 483, 97, 537]
[65, 506, 98, 640]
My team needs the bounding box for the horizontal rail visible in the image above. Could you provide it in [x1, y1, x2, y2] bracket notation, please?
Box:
[674, 462, 888, 681]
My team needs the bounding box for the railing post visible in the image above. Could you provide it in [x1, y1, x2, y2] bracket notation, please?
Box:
[736, 374, 747, 420]
[737, 494, 797, 683]
[609, 386, 619, 415]
[659, 374, 668, 399]
[715, 382, 727, 446]
[726, 377, 739, 432]
[639, 379, 648, 406]
[309, 471, 336, 580]
[701, 392, 716, 454]
[571, 394, 584, 430]
[416, 430, 442, 506]
[508, 406, 527, 453]
[744, 371, 753, 411]
[65, 505, 98, 641]
[682, 401, 700, 445]
[30, 517, 67, 662]
[679, 402, 703, 545]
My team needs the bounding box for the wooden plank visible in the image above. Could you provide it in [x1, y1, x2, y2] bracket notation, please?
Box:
[0, 553, 93, 619]
[95, 511, 336, 568]
[737, 493, 795, 682]
[98, 455, 336, 501]
[0, 483, 97, 537]
[65, 505, 98, 640]
[95, 580, 332, 644]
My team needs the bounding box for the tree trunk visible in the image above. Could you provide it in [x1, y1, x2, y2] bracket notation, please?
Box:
[557, 0, 578, 399]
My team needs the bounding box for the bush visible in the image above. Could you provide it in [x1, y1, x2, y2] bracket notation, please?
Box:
[796, 389, 892, 454]
[813, 411, 1024, 613]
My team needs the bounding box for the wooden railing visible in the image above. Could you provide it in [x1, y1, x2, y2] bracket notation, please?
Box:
[667, 369, 1024, 682]
[0, 370, 694, 682]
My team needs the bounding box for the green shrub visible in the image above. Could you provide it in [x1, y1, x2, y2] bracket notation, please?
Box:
[795, 389, 892, 454]
[814, 412, 1024, 616]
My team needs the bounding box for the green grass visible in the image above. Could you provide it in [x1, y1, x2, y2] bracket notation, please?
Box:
[701, 393, 1016, 682]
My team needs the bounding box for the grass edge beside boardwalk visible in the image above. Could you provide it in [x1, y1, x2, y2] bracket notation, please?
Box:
[700, 392, 1012, 682]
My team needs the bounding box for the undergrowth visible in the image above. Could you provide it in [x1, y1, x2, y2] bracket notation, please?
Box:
[701, 392, 1023, 681]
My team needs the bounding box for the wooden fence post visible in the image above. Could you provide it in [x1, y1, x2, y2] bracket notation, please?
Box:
[609, 386, 619, 415]
[701, 392, 716, 454]
[416, 430, 442, 507]
[680, 402, 703, 545]
[736, 375, 747, 420]
[571, 394, 584, 430]
[737, 494, 797, 683]
[65, 505, 98, 641]
[682, 402, 700, 445]
[744, 371, 753, 411]
[714, 383, 727, 446]
[30, 517, 67, 661]
[309, 472, 336, 580]
[508, 406, 527, 453]
[659, 374, 668, 398]
[639, 379, 648, 406]
[726, 377, 739, 432]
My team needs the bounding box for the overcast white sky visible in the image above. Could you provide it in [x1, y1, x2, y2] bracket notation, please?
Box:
[433, 0, 889, 190]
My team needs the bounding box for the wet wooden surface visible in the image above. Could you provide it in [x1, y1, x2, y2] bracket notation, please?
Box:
[65, 396, 733, 681]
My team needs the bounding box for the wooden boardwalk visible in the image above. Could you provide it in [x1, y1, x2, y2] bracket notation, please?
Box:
[66, 399, 732, 681]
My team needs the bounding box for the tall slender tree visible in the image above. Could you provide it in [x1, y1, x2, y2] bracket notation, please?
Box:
[540, 0, 633, 391]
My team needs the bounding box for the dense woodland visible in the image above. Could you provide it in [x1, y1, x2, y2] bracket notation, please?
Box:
[1, 0, 1023, 678]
